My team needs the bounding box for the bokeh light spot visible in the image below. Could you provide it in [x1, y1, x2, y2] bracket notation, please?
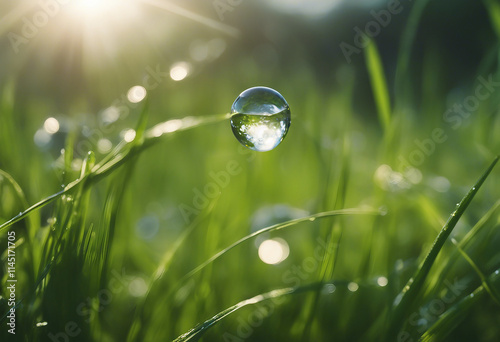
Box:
[123, 129, 136, 142]
[129, 277, 148, 297]
[44, 117, 60, 134]
[127, 85, 147, 103]
[170, 62, 191, 81]
[377, 276, 388, 287]
[258, 238, 290, 265]
[347, 282, 359, 292]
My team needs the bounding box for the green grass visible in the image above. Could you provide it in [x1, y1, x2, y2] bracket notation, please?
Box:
[2, 1, 500, 341]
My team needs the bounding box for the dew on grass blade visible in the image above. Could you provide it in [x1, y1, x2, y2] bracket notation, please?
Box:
[230, 86, 291, 152]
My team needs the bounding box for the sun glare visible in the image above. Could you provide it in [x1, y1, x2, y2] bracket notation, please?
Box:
[69, 0, 125, 20]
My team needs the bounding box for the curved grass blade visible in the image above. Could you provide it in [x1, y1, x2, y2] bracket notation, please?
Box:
[172, 282, 326, 342]
[0, 169, 37, 281]
[177, 208, 381, 288]
[418, 197, 500, 305]
[386, 156, 499, 337]
[451, 241, 500, 305]
[0, 113, 231, 234]
[132, 208, 381, 340]
[419, 268, 500, 342]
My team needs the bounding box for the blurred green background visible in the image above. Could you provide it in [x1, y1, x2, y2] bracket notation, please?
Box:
[1, 0, 500, 341]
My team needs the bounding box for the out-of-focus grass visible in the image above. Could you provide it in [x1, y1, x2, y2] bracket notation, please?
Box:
[1, 1, 500, 341]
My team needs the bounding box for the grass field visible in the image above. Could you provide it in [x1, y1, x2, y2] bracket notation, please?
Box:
[1, 0, 500, 341]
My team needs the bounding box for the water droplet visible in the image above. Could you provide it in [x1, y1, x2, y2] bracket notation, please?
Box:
[495, 270, 499, 275]
[230, 87, 291, 152]
[62, 195, 74, 203]
[36, 322, 48, 327]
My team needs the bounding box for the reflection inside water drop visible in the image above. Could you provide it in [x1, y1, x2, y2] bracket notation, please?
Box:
[230, 87, 291, 152]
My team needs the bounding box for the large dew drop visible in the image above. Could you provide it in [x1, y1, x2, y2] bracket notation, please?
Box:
[230, 86, 291, 152]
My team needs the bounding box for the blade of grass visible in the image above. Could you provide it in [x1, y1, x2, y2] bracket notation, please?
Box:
[452, 240, 500, 305]
[300, 132, 351, 340]
[386, 156, 499, 337]
[176, 208, 380, 289]
[0, 113, 231, 234]
[394, 0, 432, 108]
[128, 207, 381, 342]
[172, 282, 328, 342]
[419, 267, 500, 342]
[0, 169, 36, 284]
[417, 197, 500, 305]
[365, 39, 391, 134]
[484, 0, 500, 38]
[126, 202, 219, 342]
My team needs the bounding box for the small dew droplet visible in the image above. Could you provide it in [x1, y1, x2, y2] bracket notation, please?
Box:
[36, 322, 48, 327]
[62, 195, 74, 203]
[230, 87, 291, 152]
